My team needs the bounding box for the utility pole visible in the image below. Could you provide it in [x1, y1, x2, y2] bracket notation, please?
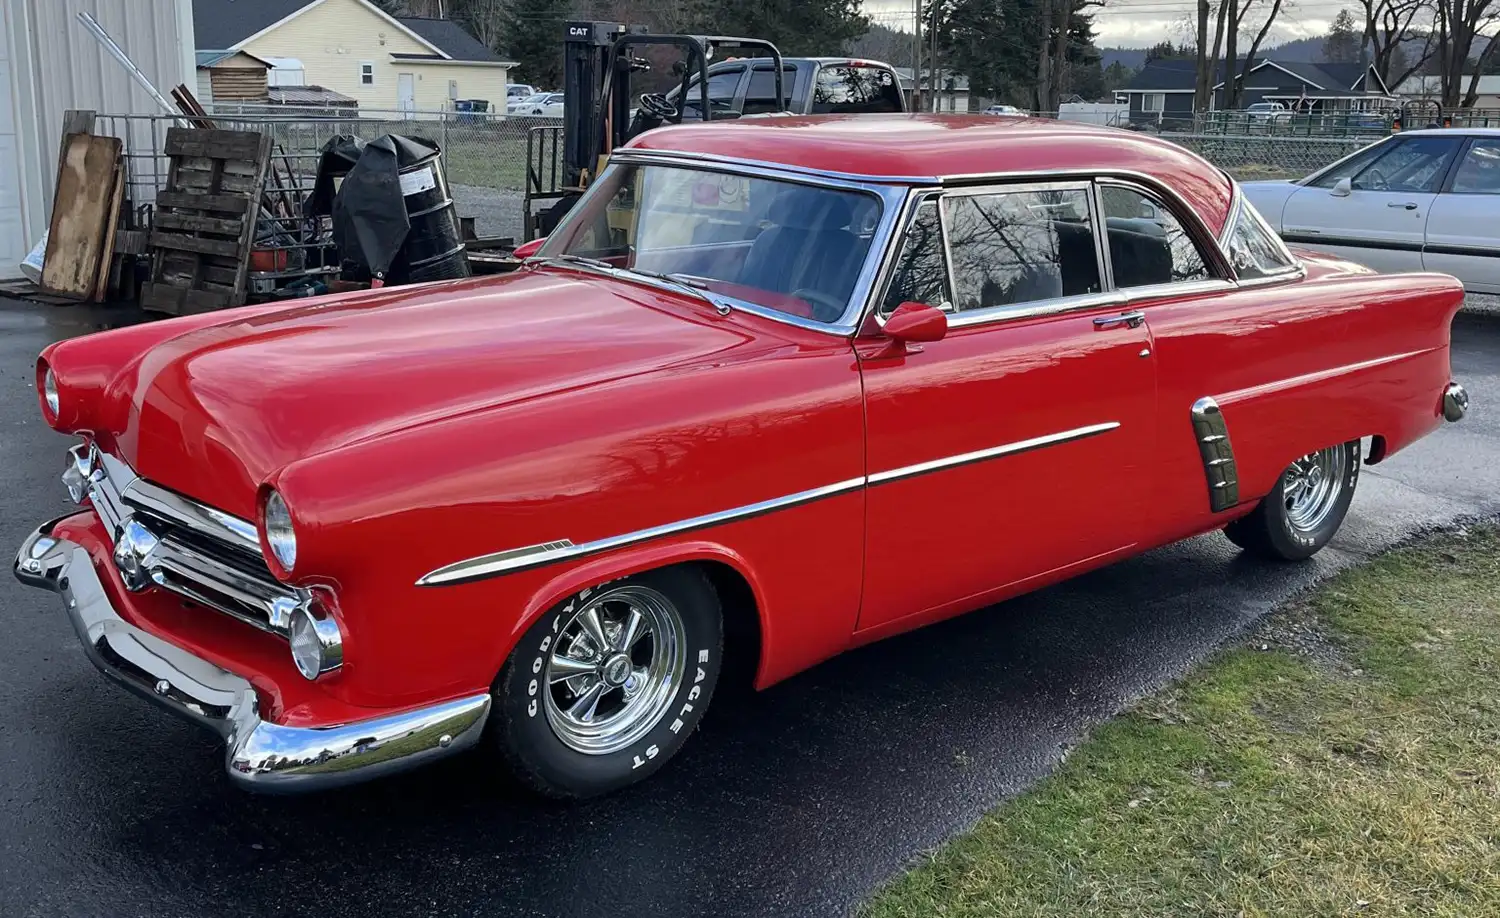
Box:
[913, 0, 923, 112]
[930, 1, 941, 111]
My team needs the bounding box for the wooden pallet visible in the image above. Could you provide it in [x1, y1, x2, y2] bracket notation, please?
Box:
[141, 128, 272, 315]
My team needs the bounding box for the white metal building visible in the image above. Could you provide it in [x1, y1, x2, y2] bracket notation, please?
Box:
[0, 0, 195, 277]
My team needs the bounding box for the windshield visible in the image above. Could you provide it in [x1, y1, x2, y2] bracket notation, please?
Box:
[539, 163, 882, 324]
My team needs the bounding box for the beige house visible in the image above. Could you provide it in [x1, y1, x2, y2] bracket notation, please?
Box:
[1396, 75, 1500, 110]
[193, 0, 514, 114]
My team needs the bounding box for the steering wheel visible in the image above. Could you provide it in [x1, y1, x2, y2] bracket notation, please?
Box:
[638, 92, 678, 123]
[1360, 168, 1389, 191]
[792, 288, 847, 323]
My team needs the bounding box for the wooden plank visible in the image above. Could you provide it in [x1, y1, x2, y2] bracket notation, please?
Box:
[42, 133, 121, 298]
[154, 211, 244, 236]
[155, 190, 249, 214]
[164, 129, 267, 162]
[113, 229, 148, 256]
[229, 133, 274, 307]
[149, 231, 242, 258]
[55, 110, 95, 184]
[91, 163, 126, 302]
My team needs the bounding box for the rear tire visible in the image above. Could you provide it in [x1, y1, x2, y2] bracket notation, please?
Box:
[1224, 439, 1360, 561]
[493, 566, 723, 799]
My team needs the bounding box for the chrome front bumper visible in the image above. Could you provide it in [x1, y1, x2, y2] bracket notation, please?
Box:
[14, 520, 491, 794]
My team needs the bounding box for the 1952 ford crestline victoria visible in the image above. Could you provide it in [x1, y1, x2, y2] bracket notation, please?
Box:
[15, 115, 1470, 798]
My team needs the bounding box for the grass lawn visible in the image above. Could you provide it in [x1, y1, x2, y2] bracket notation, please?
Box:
[866, 527, 1500, 918]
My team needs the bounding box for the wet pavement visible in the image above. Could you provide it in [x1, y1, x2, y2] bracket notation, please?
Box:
[2, 297, 1498, 918]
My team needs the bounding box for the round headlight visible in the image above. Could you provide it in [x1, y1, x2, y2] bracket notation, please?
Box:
[263, 490, 297, 572]
[289, 605, 343, 680]
[43, 367, 59, 417]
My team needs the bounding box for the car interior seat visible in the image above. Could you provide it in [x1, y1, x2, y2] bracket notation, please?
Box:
[739, 192, 863, 303]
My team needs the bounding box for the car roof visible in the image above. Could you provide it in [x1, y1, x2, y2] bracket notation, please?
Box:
[627, 113, 1237, 232]
[1401, 127, 1500, 137]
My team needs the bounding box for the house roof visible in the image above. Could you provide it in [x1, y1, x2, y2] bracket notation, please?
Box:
[1126, 58, 1389, 96]
[396, 17, 504, 63]
[196, 49, 271, 69]
[192, 1, 506, 64]
[268, 85, 359, 107]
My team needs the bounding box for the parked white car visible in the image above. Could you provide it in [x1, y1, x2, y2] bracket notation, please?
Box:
[1243, 128, 1500, 294]
[521, 93, 564, 117]
[984, 104, 1024, 115]
[1244, 101, 1291, 123]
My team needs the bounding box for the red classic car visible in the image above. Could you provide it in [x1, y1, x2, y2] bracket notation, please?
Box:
[16, 115, 1469, 798]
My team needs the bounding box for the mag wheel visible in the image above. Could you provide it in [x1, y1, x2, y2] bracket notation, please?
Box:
[494, 567, 722, 799]
[1225, 440, 1360, 561]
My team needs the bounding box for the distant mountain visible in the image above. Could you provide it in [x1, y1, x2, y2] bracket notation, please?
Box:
[1101, 36, 1327, 72]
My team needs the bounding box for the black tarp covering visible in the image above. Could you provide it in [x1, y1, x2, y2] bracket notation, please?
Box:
[310, 134, 444, 281]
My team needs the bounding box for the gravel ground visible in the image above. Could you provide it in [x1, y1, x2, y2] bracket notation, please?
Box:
[1464, 292, 1500, 316]
[451, 184, 525, 241]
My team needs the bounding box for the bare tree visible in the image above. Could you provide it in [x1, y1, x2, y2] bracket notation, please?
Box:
[1357, 0, 1439, 89]
[1034, 0, 1102, 111]
[1223, 0, 1287, 109]
[1432, 0, 1500, 105]
[1194, 0, 1229, 111]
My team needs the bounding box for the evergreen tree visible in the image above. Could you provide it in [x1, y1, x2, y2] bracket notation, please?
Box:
[500, 0, 571, 87]
[695, 0, 871, 57]
[1322, 9, 1361, 63]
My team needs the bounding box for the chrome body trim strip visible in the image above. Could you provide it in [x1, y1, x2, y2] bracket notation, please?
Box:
[866, 422, 1120, 485]
[1216, 347, 1438, 405]
[419, 422, 1121, 587]
[12, 522, 489, 794]
[1121, 279, 1235, 303]
[945, 292, 1129, 329]
[123, 480, 262, 554]
[417, 477, 868, 586]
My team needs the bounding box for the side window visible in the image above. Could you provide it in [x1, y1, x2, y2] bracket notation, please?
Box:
[1310, 139, 1394, 188]
[880, 199, 952, 316]
[811, 66, 903, 114]
[1224, 199, 1297, 280]
[943, 188, 1101, 313]
[742, 67, 793, 115]
[1450, 139, 1500, 194]
[1098, 185, 1211, 287]
[1350, 136, 1461, 193]
[681, 67, 746, 117]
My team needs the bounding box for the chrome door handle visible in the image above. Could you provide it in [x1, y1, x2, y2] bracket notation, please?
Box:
[1093, 310, 1146, 330]
[1387, 202, 1419, 210]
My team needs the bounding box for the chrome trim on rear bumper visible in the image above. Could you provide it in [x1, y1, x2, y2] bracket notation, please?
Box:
[15, 520, 491, 794]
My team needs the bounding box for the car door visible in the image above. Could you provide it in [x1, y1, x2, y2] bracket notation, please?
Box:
[1280, 134, 1463, 273]
[1424, 136, 1500, 293]
[677, 64, 747, 121]
[856, 182, 1157, 635]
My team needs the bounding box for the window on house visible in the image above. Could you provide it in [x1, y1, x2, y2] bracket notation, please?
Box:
[360, 62, 374, 86]
[1140, 93, 1165, 112]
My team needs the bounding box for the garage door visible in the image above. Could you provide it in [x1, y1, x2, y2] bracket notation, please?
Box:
[0, 31, 27, 278]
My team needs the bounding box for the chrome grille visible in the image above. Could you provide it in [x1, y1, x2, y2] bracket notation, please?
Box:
[76, 444, 302, 638]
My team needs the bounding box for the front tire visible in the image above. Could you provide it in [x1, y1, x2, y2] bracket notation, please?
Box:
[493, 567, 723, 799]
[1225, 439, 1360, 561]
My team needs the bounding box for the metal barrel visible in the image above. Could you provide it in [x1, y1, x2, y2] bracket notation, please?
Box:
[391, 147, 470, 284]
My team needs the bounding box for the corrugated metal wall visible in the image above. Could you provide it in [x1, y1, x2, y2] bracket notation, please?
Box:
[2, 0, 192, 266]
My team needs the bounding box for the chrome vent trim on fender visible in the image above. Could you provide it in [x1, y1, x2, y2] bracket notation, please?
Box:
[1191, 396, 1240, 512]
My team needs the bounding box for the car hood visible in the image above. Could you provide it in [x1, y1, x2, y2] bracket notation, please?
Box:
[103, 269, 758, 517]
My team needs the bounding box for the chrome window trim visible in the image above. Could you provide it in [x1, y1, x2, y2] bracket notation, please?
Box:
[945, 292, 1129, 329]
[1094, 176, 1234, 282]
[563, 153, 911, 335]
[1090, 181, 1118, 292]
[1121, 278, 1235, 304]
[618, 147, 939, 185]
[1219, 182, 1304, 285]
[419, 421, 1120, 587]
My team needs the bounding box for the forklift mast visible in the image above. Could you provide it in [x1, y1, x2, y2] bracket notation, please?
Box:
[562, 21, 628, 189]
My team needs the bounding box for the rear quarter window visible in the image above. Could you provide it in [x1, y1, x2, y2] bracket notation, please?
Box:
[1224, 195, 1298, 280]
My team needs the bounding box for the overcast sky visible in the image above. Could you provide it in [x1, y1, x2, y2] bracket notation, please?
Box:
[862, 0, 1347, 48]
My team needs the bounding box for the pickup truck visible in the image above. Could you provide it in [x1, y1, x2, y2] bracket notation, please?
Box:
[666, 57, 907, 118]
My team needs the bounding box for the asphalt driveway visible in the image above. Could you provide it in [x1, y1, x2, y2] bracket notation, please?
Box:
[2, 298, 1497, 918]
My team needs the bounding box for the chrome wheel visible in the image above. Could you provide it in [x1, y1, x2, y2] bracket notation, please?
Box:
[1283, 443, 1348, 533]
[542, 584, 685, 755]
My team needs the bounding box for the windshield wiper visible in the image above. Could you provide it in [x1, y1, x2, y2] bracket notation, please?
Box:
[530, 254, 732, 315]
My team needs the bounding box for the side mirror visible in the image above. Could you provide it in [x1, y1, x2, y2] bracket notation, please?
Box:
[883, 302, 948, 344]
[513, 237, 546, 259]
[1330, 176, 1352, 197]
